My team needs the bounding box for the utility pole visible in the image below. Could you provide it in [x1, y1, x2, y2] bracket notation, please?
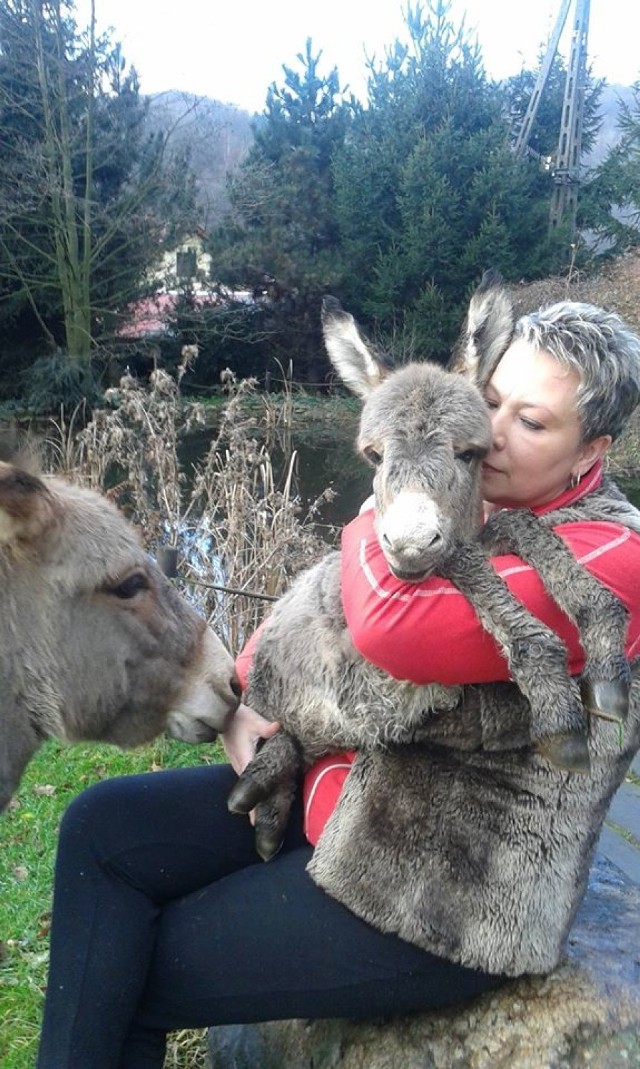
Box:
[513, 0, 573, 158]
[513, 0, 591, 239]
[548, 0, 591, 237]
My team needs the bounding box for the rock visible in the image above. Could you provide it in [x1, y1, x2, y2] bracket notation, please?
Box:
[207, 854, 640, 1069]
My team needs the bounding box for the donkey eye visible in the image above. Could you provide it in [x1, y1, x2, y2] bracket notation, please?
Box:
[455, 449, 478, 464]
[363, 445, 383, 467]
[108, 572, 150, 599]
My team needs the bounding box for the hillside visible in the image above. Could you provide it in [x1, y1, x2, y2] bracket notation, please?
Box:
[510, 249, 640, 334]
[147, 92, 254, 225]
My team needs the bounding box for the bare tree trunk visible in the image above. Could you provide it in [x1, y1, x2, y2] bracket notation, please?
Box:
[31, 0, 93, 366]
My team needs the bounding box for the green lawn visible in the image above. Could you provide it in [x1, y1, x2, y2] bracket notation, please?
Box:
[0, 737, 223, 1069]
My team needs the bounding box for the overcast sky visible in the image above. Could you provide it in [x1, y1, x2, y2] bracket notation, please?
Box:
[80, 0, 639, 113]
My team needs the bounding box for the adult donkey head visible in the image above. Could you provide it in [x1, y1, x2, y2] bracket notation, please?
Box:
[0, 460, 241, 810]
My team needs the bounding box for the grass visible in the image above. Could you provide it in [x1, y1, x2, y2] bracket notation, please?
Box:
[0, 738, 224, 1069]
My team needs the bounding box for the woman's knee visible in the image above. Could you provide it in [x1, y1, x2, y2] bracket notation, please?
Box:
[57, 773, 147, 859]
[56, 765, 242, 869]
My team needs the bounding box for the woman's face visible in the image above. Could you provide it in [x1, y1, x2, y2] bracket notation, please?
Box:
[481, 338, 609, 508]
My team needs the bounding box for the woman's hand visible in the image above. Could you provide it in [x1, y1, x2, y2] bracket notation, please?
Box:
[221, 702, 280, 777]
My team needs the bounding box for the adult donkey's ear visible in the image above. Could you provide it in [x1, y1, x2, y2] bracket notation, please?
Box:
[0, 463, 59, 550]
[321, 296, 392, 400]
[450, 269, 515, 388]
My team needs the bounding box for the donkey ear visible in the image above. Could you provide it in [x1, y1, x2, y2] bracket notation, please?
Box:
[0, 463, 59, 549]
[450, 270, 515, 388]
[321, 296, 390, 400]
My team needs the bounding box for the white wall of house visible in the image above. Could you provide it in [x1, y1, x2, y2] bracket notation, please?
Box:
[151, 233, 213, 294]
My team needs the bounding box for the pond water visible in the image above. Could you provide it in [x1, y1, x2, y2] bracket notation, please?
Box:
[182, 417, 640, 541]
[182, 419, 373, 539]
[294, 438, 373, 531]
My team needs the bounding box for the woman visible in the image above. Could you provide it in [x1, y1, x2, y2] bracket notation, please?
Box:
[37, 299, 640, 1069]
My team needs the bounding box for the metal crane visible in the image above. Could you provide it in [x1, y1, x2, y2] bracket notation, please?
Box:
[514, 0, 592, 237]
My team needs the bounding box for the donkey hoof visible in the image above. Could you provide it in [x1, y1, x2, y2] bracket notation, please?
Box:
[227, 778, 262, 815]
[537, 734, 591, 774]
[580, 678, 629, 724]
[255, 828, 284, 862]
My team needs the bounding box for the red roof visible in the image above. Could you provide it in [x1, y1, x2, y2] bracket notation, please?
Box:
[117, 294, 182, 339]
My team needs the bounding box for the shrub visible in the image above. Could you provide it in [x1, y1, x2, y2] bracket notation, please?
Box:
[23, 353, 103, 416]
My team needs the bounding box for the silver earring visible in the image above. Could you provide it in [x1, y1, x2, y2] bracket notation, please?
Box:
[569, 471, 581, 489]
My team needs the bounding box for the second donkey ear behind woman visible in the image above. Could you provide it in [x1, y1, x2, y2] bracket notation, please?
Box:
[37, 278, 640, 1069]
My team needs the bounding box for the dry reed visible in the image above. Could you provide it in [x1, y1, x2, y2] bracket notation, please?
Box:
[47, 366, 335, 655]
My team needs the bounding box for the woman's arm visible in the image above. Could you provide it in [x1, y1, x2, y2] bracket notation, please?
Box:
[341, 509, 640, 686]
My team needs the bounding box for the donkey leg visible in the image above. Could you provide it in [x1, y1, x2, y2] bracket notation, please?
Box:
[442, 543, 590, 773]
[480, 509, 630, 725]
[227, 732, 304, 862]
[227, 731, 303, 815]
[507, 632, 590, 772]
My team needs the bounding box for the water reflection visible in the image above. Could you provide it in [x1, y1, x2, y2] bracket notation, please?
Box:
[294, 440, 372, 530]
[180, 423, 373, 540]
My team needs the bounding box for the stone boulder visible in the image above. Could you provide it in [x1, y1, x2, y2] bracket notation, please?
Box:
[207, 854, 640, 1069]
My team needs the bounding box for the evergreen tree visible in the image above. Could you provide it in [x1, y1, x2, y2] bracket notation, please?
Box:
[210, 1, 613, 379]
[209, 39, 352, 383]
[332, 0, 566, 359]
[580, 80, 640, 253]
[0, 0, 197, 398]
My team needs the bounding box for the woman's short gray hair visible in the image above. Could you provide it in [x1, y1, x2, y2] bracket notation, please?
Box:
[515, 301, 640, 442]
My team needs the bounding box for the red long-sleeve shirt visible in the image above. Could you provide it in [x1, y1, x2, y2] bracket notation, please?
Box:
[237, 464, 640, 845]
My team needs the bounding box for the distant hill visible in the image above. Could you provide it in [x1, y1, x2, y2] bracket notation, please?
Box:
[147, 92, 255, 226]
[584, 82, 635, 168]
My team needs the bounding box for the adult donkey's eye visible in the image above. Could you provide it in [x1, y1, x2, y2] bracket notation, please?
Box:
[108, 572, 150, 599]
[363, 445, 383, 467]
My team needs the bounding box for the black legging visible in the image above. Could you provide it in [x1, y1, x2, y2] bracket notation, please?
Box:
[37, 763, 504, 1069]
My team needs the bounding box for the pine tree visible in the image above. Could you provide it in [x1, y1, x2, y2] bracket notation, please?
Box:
[209, 39, 351, 382]
[332, 0, 563, 359]
[210, 1, 614, 378]
[580, 80, 640, 253]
